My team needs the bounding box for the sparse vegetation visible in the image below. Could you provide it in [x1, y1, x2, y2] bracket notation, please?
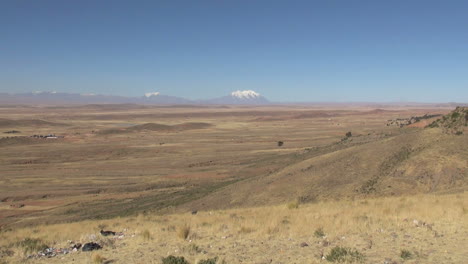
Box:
[91, 253, 106, 264]
[0, 106, 466, 264]
[162, 255, 190, 264]
[178, 224, 191, 240]
[287, 200, 299, 209]
[400, 249, 413, 260]
[13, 238, 48, 255]
[314, 227, 325, 238]
[427, 106, 467, 134]
[185, 243, 201, 254]
[198, 256, 219, 264]
[141, 229, 152, 241]
[239, 226, 254, 234]
[0, 192, 466, 263]
[359, 178, 378, 194]
[325, 246, 364, 263]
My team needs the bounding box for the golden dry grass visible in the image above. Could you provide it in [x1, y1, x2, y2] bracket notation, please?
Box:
[91, 253, 106, 264]
[1, 192, 467, 263]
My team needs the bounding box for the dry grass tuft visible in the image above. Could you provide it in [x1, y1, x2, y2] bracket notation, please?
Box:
[91, 253, 106, 264]
[13, 237, 48, 256]
[178, 224, 191, 240]
[287, 200, 299, 209]
[238, 226, 254, 234]
[141, 229, 152, 241]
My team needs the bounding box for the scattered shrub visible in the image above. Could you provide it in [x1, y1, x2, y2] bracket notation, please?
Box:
[314, 227, 325, 238]
[141, 229, 152, 241]
[451, 112, 460, 119]
[0, 247, 14, 258]
[325, 246, 364, 263]
[162, 255, 190, 264]
[97, 237, 115, 248]
[198, 257, 218, 264]
[427, 121, 439, 128]
[287, 200, 299, 209]
[178, 224, 191, 240]
[400, 249, 413, 260]
[346, 131, 352, 137]
[186, 243, 201, 253]
[14, 238, 48, 255]
[239, 226, 254, 234]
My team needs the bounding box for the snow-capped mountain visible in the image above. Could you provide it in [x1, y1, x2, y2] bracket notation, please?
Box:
[141, 92, 191, 104]
[0, 90, 270, 105]
[231, 90, 261, 99]
[144, 92, 160, 98]
[204, 90, 269, 104]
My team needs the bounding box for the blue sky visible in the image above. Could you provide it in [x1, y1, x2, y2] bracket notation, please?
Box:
[1, 0, 467, 102]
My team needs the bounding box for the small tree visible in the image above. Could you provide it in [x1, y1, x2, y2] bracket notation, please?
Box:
[345, 131, 352, 137]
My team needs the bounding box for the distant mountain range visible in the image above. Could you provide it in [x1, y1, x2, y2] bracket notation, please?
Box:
[1, 91, 466, 106]
[0, 90, 270, 105]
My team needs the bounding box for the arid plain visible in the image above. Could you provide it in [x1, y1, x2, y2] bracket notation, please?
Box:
[0, 104, 467, 264]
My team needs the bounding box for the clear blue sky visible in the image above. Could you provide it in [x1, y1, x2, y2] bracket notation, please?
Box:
[1, 0, 467, 102]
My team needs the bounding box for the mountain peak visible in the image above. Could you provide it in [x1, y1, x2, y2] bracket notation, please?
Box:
[231, 90, 261, 99]
[144, 92, 160, 98]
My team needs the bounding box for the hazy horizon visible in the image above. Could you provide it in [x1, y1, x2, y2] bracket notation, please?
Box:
[2, 1, 468, 102]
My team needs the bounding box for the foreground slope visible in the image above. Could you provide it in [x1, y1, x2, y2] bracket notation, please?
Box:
[1, 193, 467, 264]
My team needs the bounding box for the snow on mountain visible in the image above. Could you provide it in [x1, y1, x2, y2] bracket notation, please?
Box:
[0, 90, 270, 105]
[144, 92, 160, 98]
[231, 90, 261, 99]
[204, 90, 269, 104]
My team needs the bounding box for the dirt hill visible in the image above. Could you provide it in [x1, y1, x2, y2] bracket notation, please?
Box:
[428, 106, 467, 134]
[183, 113, 467, 211]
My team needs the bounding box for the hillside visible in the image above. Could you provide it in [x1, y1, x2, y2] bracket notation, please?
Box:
[183, 117, 467, 211]
[428, 106, 467, 134]
[1, 193, 466, 264]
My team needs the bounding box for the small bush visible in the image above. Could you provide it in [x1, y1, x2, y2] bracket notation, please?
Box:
[186, 243, 201, 254]
[325, 246, 364, 263]
[428, 121, 439, 128]
[162, 255, 190, 264]
[346, 131, 352, 137]
[178, 224, 191, 240]
[92, 253, 106, 264]
[198, 257, 218, 264]
[97, 237, 115, 248]
[141, 229, 152, 241]
[287, 200, 299, 209]
[400, 249, 413, 260]
[451, 112, 460, 119]
[314, 227, 325, 238]
[14, 238, 48, 255]
[239, 226, 254, 234]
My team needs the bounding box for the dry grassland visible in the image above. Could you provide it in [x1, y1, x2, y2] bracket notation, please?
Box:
[0, 104, 465, 264]
[0, 192, 467, 263]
